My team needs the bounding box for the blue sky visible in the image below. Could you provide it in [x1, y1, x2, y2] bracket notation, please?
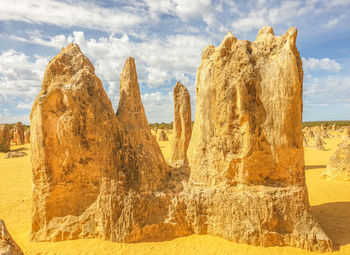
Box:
[0, 0, 349, 124]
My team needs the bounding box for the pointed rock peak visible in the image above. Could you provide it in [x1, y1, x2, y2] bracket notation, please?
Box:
[255, 26, 275, 41]
[174, 81, 185, 90]
[42, 43, 95, 91]
[174, 81, 190, 98]
[218, 30, 237, 49]
[226, 30, 234, 37]
[64, 43, 81, 52]
[117, 57, 141, 115]
[284, 26, 298, 48]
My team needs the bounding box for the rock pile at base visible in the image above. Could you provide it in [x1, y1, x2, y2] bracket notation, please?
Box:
[0, 219, 24, 255]
[30, 28, 332, 252]
[157, 130, 169, 141]
[170, 81, 192, 167]
[0, 124, 10, 152]
[322, 145, 350, 181]
[12, 122, 24, 146]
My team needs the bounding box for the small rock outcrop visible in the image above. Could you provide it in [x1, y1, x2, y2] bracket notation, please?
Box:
[24, 130, 30, 144]
[4, 151, 27, 159]
[157, 130, 169, 141]
[0, 124, 10, 152]
[12, 122, 24, 145]
[314, 137, 326, 150]
[0, 219, 24, 255]
[170, 81, 192, 167]
[322, 145, 350, 181]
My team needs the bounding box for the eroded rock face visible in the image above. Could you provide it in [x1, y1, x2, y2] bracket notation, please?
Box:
[322, 145, 350, 181]
[116, 57, 168, 192]
[12, 122, 24, 145]
[0, 219, 24, 255]
[30, 43, 122, 241]
[30, 45, 173, 243]
[187, 26, 332, 251]
[0, 124, 10, 152]
[24, 130, 30, 144]
[170, 82, 192, 167]
[314, 137, 326, 151]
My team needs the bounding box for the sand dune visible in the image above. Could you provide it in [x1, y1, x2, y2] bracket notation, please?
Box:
[1, 132, 350, 254]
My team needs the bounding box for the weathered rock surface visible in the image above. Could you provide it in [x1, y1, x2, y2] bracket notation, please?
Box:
[116, 57, 169, 192]
[30, 45, 173, 243]
[322, 145, 350, 181]
[4, 151, 27, 159]
[187, 26, 332, 251]
[158, 130, 169, 141]
[30, 27, 332, 252]
[24, 130, 30, 144]
[170, 81, 192, 167]
[12, 122, 24, 145]
[0, 219, 24, 255]
[30, 43, 122, 241]
[314, 137, 326, 151]
[0, 124, 10, 152]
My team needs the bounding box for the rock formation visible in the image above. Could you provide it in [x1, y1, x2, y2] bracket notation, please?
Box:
[303, 135, 308, 147]
[314, 137, 326, 151]
[157, 130, 169, 141]
[187, 26, 332, 251]
[4, 151, 27, 159]
[322, 145, 350, 181]
[170, 81, 192, 167]
[30, 45, 171, 243]
[24, 130, 30, 144]
[116, 57, 169, 192]
[12, 122, 24, 145]
[30, 27, 333, 252]
[0, 219, 24, 255]
[30, 43, 122, 241]
[306, 129, 314, 138]
[0, 124, 10, 152]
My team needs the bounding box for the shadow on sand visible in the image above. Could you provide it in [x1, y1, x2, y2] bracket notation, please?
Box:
[311, 202, 350, 250]
[305, 165, 326, 170]
[10, 146, 28, 152]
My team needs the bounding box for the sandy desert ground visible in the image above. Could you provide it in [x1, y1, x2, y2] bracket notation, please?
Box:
[1, 131, 350, 255]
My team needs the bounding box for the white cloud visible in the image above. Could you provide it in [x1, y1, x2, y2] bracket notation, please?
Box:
[0, 0, 143, 33]
[17, 102, 33, 110]
[302, 57, 342, 72]
[0, 50, 49, 102]
[325, 15, 346, 28]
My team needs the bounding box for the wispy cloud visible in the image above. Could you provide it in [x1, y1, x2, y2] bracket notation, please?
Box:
[302, 57, 342, 72]
[0, 0, 143, 33]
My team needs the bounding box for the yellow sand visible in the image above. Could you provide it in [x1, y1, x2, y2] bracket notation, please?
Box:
[1, 132, 350, 255]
